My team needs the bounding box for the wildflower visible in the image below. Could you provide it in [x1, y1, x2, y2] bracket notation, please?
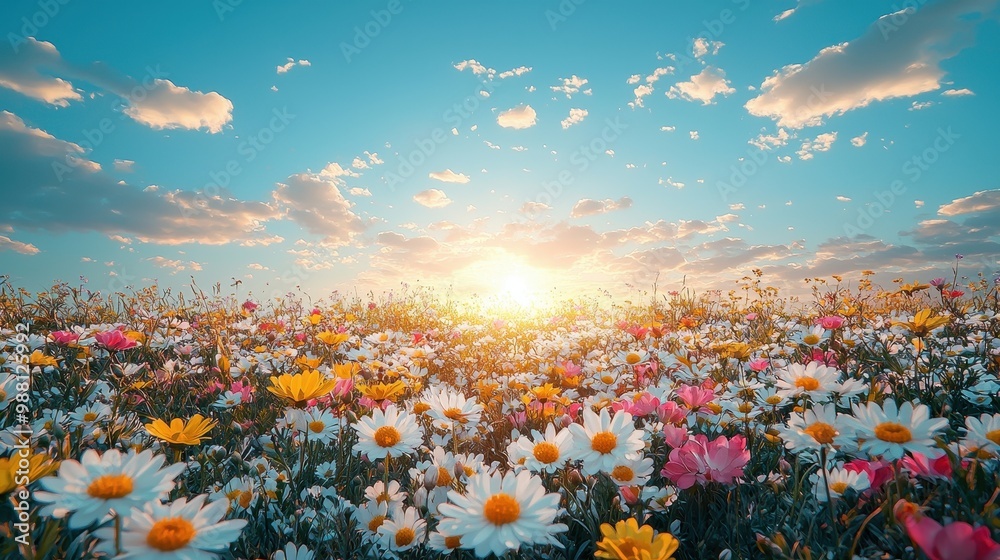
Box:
[0, 452, 59, 494]
[815, 315, 844, 329]
[145, 414, 217, 446]
[427, 531, 463, 554]
[94, 329, 139, 351]
[268, 370, 339, 406]
[896, 281, 930, 296]
[34, 449, 183, 529]
[437, 470, 567, 558]
[896, 504, 1000, 560]
[364, 480, 407, 509]
[779, 403, 851, 455]
[594, 517, 679, 560]
[843, 400, 947, 461]
[775, 361, 841, 401]
[811, 466, 869, 502]
[376, 505, 426, 553]
[426, 387, 484, 431]
[357, 380, 407, 408]
[567, 407, 645, 475]
[508, 423, 571, 473]
[316, 330, 350, 346]
[900, 452, 952, 480]
[115, 494, 247, 558]
[961, 413, 1000, 457]
[273, 543, 313, 560]
[675, 385, 715, 411]
[353, 405, 422, 459]
[661, 434, 749, 488]
[892, 309, 950, 337]
[608, 454, 655, 487]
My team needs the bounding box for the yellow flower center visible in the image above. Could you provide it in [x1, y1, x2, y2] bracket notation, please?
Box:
[368, 515, 386, 532]
[87, 474, 134, 499]
[146, 517, 196, 552]
[237, 490, 253, 509]
[83, 412, 98, 422]
[483, 493, 521, 525]
[532, 442, 560, 464]
[803, 422, 837, 445]
[874, 422, 912, 444]
[985, 430, 1000, 446]
[738, 402, 754, 414]
[412, 402, 431, 415]
[378, 333, 389, 342]
[601, 375, 616, 385]
[765, 395, 783, 405]
[795, 376, 820, 391]
[376, 491, 391, 504]
[829, 481, 848, 494]
[374, 426, 401, 448]
[625, 352, 642, 365]
[444, 535, 462, 549]
[803, 334, 821, 345]
[611, 465, 635, 482]
[443, 408, 465, 422]
[591, 431, 618, 454]
[308, 420, 326, 433]
[395, 527, 415, 547]
[436, 466, 453, 487]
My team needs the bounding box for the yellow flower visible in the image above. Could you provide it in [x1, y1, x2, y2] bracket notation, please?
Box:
[316, 331, 350, 346]
[332, 362, 361, 379]
[295, 355, 323, 370]
[595, 518, 679, 560]
[0, 453, 60, 494]
[892, 308, 950, 337]
[145, 414, 217, 446]
[268, 370, 339, 406]
[530, 383, 561, 403]
[357, 381, 407, 404]
[29, 350, 58, 368]
[306, 311, 323, 325]
[896, 281, 930, 296]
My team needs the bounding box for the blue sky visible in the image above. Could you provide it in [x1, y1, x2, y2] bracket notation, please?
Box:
[1, 0, 999, 303]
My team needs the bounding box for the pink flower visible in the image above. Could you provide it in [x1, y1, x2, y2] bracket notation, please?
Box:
[809, 348, 839, 367]
[745, 313, 758, 321]
[625, 324, 649, 340]
[844, 458, 893, 491]
[657, 401, 686, 425]
[675, 385, 715, 411]
[900, 452, 952, 480]
[661, 434, 749, 489]
[899, 510, 1000, 560]
[619, 485, 641, 505]
[703, 434, 750, 484]
[662, 424, 688, 448]
[815, 315, 844, 329]
[748, 358, 770, 372]
[945, 290, 964, 299]
[242, 300, 258, 312]
[507, 411, 527, 430]
[613, 394, 660, 417]
[50, 330, 80, 345]
[929, 277, 947, 288]
[94, 329, 138, 351]
[231, 380, 255, 403]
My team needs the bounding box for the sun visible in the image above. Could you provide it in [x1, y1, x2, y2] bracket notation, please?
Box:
[501, 273, 534, 307]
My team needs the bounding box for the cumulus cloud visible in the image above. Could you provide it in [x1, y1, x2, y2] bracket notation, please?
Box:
[748, 128, 792, 150]
[498, 66, 532, 79]
[851, 132, 868, 147]
[551, 75, 591, 98]
[0, 111, 276, 245]
[629, 67, 674, 108]
[667, 67, 735, 104]
[836, 195, 852, 202]
[0, 235, 39, 255]
[272, 173, 365, 246]
[497, 105, 537, 129]
[560, 108, 588, 129]
[413, 189, 452, 208]
[429, 169, 470, 183]
[796, 132, 837, 160]
[113, 159, 135, 172]
[276, 58, 311, 74]
[570, 197, 633, 218]
[0, 38, 233, 133]
[746, 0, 994, 128]
[938, 189, 1000, 216]
[147, 256, 202, 272]
[454, 59, 494, 76]
[692, 38, 724, 58]
[942, 88, 975, 96]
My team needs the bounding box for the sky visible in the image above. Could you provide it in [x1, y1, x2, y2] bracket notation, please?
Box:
[1, 0, 999, 305]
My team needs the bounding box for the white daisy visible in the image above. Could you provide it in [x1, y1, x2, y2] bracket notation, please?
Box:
[811, 466, 870, 502]
[844, 400, 947, 461]
[961, 412, 1000, 457]
[273, 543, 314, 560]
[117, 494, 247, 559]
[35, 449, 184, 529]
[353, 405, 422, 459]
[376, 505, 426, 553]
[437, 469, 567, 558]
[774, 362, 842, 401]
[778, 403, 852, 456]
[607, 454, 655, 487]
[425, 387, 484, 432]
[508, 423, 571, 474]
[566, 407, 645, 475]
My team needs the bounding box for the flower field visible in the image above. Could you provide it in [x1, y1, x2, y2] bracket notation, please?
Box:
[2, 271, 1000, 560]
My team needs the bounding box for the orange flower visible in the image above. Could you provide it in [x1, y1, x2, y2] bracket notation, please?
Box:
[268, 370, 339, 406]
[145, 414, 217, 446]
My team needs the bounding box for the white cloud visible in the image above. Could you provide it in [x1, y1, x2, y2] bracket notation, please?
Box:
[351, 156, 369, 169]
[147, 256, 203, 272]
[498, 66, 532, 79]
[319, 162, 360, 182]
[692, 38, 724, 58]
[659, 177, 685, 189]
[796, 131, 838, 160]
[124, 79, 233, 133]
[627, 74, 641, 84]
[570, 197, 633, 218]
[413, 189, 452, 208]
[0, 235, 39, 255]
[551, 75, 590, 98]
[454, 59, 494, 76]
[748, 128, 792, 150]
[851, 132, 868, 147]
[560, 108, 588, 129]
[942, 88, 975, 96]
[909, 100, 934, 111]
[689, 130, 700, 140]
[497, 105, 537, 129]
[272, 173, 365, 246]
[667, 67, 736, 105]
[113, 159, 135, 172]
[746, 1, 993, 128]
[915, 200, 925, 208]
[774, 8, 797, 21]
[366, 151, 384, 165]
[276, 58, 311, 74]
[349, 187, 372, 197]
[729, 203, 745, 210]
[836, 195, 852, 202]
[0, 38, 80, 106]
[938, 189, 1000, 216]
[429, 169, 471, 183]
[660, 126, 676, 132]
